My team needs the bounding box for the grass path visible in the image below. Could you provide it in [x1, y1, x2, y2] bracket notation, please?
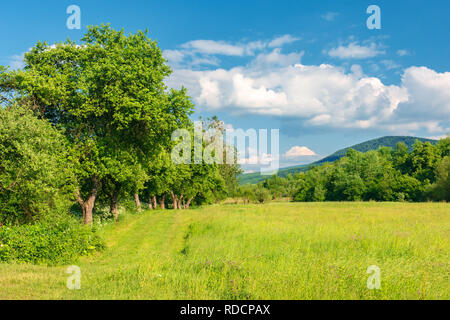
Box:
[0, 202, 449, 299]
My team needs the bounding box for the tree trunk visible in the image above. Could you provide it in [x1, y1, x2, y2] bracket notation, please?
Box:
[134, 193, 142, 212]
[148, 196, 153, 210]
[83, 194, 96, 225]
[170, 190, 178, 210]
[178, 194, 184, 210]
[76, 177, 100, 225]
[186, 197, 193, 209]
[159, 195, 165, 210]
[152, 196, 157, 209]
[110, 193, 119, 222]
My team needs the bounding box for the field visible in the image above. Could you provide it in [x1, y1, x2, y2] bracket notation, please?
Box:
[0, 202, 448, 300]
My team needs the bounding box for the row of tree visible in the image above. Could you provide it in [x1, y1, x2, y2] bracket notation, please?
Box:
[243, 138, 449, 203]
[0, 25, 240, 226]
[1, 25, 447, 228]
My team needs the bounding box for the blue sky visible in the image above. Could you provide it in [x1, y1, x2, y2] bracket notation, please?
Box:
[1, 0, 449, 170]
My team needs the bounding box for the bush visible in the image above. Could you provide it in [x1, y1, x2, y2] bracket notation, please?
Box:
[0, 106, 75, 225]
[122, 198, 141, 214]
[0, 215, 105, 265]
[253, 186, 271, 203]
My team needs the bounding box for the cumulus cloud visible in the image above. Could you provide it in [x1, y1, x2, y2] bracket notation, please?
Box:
[328, 42, 385, 59]
[181, 40, 247, 56]
[251, 49, 304, 68]
[164, 35, 301, 68]
[168, 60, 408, 127]
[165, 37, 449, 136]
[393, 66, 450, 121]
[168, 59, 450, 134]
[164, 49, 187, 65]
[284, 146, 317, 158]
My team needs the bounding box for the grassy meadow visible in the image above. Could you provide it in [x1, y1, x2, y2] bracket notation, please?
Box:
[0, 202, 449, 300]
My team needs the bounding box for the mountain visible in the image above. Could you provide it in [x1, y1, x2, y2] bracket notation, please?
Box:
[314, 136, 437, 164]
[238, 136, 438, 185]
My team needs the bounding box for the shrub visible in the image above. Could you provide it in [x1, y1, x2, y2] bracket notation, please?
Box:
[0, 106, 75, 225]
[253, 187, 271, 203]
[0, 215, 105, 265]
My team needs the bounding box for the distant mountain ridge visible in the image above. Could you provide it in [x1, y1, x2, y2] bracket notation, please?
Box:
[238, 136, 438, 185]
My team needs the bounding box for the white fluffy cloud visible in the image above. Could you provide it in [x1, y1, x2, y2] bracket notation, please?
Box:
[251, 49, 304, 68]
[328, 42, 385, 59]
[168, 61, 406, 126]
[165, 38, 449, 135]
[180, 36, 300, 57]
[284, 146, 317, 158]
[394, 66, 450, 121]
[164, 35, 301, 68]
[181, 40, 247, 56]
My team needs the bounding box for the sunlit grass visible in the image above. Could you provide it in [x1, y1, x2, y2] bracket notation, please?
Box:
[0, 202, 448, 299]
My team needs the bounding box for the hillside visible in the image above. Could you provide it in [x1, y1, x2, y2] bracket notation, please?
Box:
[239, 136, 438, 185]
[315, 136, 437, 164]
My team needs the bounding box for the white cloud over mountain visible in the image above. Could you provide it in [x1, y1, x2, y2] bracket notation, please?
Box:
[284, 146, 317, 158]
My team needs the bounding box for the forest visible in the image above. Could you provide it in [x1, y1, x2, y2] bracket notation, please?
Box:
[0, 25, 448, 265]
[240, 139, 449, 203]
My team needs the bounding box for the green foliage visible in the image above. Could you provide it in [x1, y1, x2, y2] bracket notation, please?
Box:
[253, 186, 271, 203]
[259, 137, 450, 203]
[0, 106, 74, 224]
[1, 24, 195, 223]
[239, 136, 439, 185]
[317, 136, 438, 164]
[0, 215, 104, 265]
[431, 156, 450, 201]
[237, 184, 257, 203]
[0, 25, 238, 267]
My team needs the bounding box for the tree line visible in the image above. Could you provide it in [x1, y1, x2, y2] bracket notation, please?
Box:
[0, 25, 240, 227]
[238, 138, 449, 203]
[1, 25, 448, 229]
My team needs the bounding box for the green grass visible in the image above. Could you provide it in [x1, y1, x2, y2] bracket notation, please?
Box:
[0, 202, 449, 299]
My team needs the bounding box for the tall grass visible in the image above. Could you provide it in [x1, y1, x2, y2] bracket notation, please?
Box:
[0, 202, 448, 299]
